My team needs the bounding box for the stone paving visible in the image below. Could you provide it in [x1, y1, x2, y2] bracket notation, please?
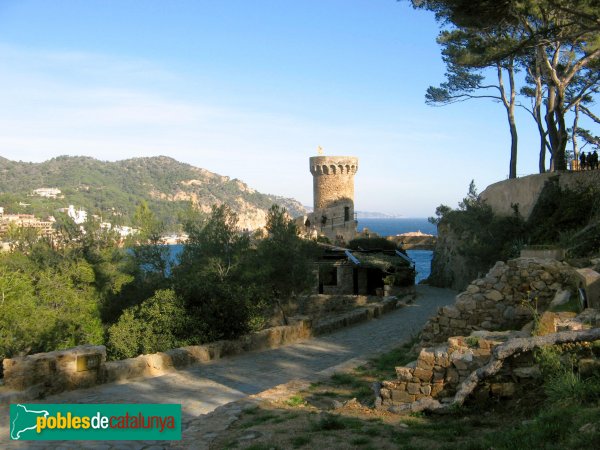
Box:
[0, 285, 456, 449]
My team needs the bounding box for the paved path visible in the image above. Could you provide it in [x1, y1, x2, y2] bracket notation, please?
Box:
[1, 285, 456, 449]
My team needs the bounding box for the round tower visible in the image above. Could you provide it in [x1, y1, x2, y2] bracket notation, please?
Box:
[309, 155, 358, 224]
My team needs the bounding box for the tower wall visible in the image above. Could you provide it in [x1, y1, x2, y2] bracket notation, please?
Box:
[310, 156, 358, 212]
[309, 156, 358, 243]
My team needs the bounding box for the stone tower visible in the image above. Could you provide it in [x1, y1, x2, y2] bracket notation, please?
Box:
[309, 155, 359, 242]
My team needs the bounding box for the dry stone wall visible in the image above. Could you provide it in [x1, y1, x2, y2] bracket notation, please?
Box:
[379, 309, 600, 413]
[378, 331, 530, 410]
[420, 257, 575, 348]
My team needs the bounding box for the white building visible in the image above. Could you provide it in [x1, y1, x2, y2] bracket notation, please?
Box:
[33, 188, 62, 199]
[67, 205, 87, 224]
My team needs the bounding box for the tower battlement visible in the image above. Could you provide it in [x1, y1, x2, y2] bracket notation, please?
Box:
[310, 156, 359, 176]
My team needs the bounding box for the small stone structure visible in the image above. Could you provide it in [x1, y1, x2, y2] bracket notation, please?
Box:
[379, 309, 600, 413]
[307, 155, 358, 243]
[316, 248, 414, 295]
[379, 331, 528, 409]
[576, 267, 600, 309]
[420, 257, 575, 347]
[378, 255, 600, 413]
[2, 345, 106, 393]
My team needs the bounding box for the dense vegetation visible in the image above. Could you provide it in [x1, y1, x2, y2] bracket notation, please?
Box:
[0, 203, 320, 367]
[0, 155, 305, 230]
[429, 178, 600, 281]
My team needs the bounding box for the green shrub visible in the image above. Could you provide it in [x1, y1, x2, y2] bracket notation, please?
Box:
[107, 289, 199, 359]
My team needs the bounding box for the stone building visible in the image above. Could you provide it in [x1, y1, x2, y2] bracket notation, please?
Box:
[316, 247, 415, 296]
[305, 155, 359, 243]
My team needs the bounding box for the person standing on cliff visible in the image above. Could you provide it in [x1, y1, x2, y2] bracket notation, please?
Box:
[592, 150, 599, 170]
[580, 151, 587, 171]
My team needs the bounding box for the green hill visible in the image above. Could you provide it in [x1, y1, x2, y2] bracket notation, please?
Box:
[0, 155, 305, 231]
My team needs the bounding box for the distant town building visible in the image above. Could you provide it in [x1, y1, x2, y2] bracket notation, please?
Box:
[32, 188, 62, 199]
[67, 205, 87, 224]
[0, 213, 54, 238]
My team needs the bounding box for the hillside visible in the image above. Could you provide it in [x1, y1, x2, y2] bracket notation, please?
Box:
[0, 155, 305, 231]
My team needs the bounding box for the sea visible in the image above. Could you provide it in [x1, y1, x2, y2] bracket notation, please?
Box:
[357, 218, 435, 283]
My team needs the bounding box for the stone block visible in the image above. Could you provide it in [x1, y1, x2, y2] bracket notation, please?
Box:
[420, 384, 432, 396]
[433, 369, 445, 382]
[530, 280, 547, 291]
[466, 285, 480, 294]
[407, 382, 420, 395]
[391, 390, 415, 403]
[395, 367, 413, 382]
[449, 318, 467, 328]
[442, 305, 461, 319]
[413, 367, 433, 382]
[418, 348, 435, 366]
[484, 290, 503, 301]
[431, 382, 444, 397]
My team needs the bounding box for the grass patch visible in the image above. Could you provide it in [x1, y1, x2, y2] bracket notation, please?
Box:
[240, 411, 278, 429]
[361, 337, 418, 379]
[482, 404, 600, 449]
[351, 385, 375, 404]
[246, 445, 282, 450]
[330, 372, 360, 386]
[310, 414, 348, 431]
[286, 394, 306, 407]
[313, 390, 345, 398]
[290, 435, 311, 448]
[350, 436, 371, 446]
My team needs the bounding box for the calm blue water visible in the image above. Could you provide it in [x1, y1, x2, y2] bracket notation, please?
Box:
[357, 218, 437, 237]
[165, 218, 435, 283]
[357, 218, 435, 283]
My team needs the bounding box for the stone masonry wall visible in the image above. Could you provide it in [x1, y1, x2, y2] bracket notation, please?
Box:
[480, 170, 600, 220]
[379, 331, 528, 409]
[420, 257, 575, 348]
[379, 309, 600, 413]
[309, 156, 358, 212]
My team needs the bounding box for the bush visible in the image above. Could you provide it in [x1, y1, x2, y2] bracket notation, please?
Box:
[107, 289, 199, 359]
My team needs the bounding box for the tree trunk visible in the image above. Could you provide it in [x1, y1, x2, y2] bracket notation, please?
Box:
[498, 61, 518, 179]
[508, 113, 518, 178]
[572, 103, 580, 170]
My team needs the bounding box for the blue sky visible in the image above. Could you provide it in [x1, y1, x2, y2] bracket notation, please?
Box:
[0, 0, 581, 216]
